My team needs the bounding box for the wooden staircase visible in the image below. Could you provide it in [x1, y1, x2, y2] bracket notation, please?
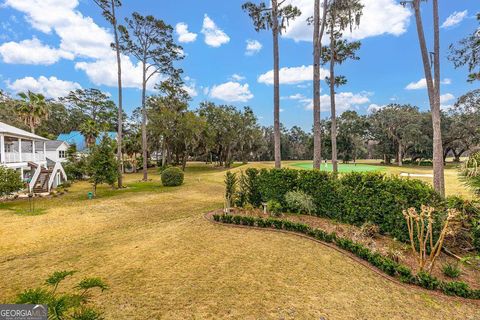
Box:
[29, 162, 52, 193]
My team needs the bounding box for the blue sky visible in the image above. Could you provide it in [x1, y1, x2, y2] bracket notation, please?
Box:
[0, 0, 478, 130]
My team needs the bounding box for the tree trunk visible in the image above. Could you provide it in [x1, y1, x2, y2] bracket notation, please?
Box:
[398, 143, 403, 167]
[141, 61, 148, 181]
[413, 0, 445, 196]
[329, 13, 338, 174]
[111, 0, 123, 189]
[313, 0, 325, 169]
[272, 0, 281, 169]
[161, 137, 167, 167]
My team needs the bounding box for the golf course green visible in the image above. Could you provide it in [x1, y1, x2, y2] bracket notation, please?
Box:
[291, 162, 386, 172]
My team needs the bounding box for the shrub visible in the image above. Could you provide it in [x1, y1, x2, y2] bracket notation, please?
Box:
[0, 166, 24, 196]
[297, 170, 339, 217]
[15, 271, 107, 319]
[416, 271, 440, 290]
[267, 199, 283, 217]
[360, 222, 380, 238]
[441, 281, 471, 298]
[256, 168, 298, 208]
[245, 168, 262, 207]
[224, 171, 237, 212]
[442, 263, 461, 278]
[161, 167, 184, 187]
[285, 190, 316, 214]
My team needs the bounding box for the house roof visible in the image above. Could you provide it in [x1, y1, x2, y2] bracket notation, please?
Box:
[45, 140, 68, 151]
[0, 121, 49, 141]
[57, 131, 117, 151]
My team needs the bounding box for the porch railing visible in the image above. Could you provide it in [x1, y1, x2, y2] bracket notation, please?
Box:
[4, 152, 46, 163]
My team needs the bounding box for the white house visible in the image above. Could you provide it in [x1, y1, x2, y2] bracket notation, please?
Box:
[0, 121, 68, 193]
[45, 140, 69, 163]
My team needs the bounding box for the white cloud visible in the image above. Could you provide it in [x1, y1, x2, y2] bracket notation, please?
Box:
[175, 22, 197, 43]
[282, 0, 411, 42]
[302, 92, 371, 113]
[230, 74, 246, 81]
[183, 77, 198, 97]
[440, 93, 455, 104]
[75, 53, 160, 90]
[201, 14, 230, 47]
[258, 65, 328, 85]
[285, 93, 306, 100]
[405, 78, 452, 90]
[5, 0, 113, 60]
[6, 76, 81, 99]
[210, 81, 253, 102]
[0, 37, 73, 65]
[245, 39, 262, 55]
[441, 10, 468, 28]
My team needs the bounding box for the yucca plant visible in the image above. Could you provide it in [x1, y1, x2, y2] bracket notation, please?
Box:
[224, 171, 237, 214]
[460, 152, 480, 195]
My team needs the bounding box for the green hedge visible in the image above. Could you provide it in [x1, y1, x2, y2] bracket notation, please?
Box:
[212, 213, 480, 300]
[161, 167, 184, 186]
[241, 169, 442, 242]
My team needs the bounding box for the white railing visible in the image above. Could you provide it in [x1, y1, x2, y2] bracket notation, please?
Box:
[4, 152, 46, 163]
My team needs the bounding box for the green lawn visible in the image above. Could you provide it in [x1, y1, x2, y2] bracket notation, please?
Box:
[0, 162, 478, 319]
[291, 162, 386, 172]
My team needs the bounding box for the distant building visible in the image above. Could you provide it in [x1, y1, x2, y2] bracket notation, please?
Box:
[57, 131, 117, 152]
[45, 140, 69, 163]
[0, 121, 67, 193]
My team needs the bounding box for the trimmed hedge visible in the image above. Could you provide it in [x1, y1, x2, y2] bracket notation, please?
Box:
[241, 169, 442, 243]
[212, 213, 480, 300]
[161, 167, 184, 186]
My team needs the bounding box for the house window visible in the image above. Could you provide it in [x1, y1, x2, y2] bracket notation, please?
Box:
[59, 150, 66, 159]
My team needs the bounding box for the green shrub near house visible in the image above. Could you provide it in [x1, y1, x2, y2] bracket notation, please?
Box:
[161, 167, 184, 187]
[0, 166, 24, 196]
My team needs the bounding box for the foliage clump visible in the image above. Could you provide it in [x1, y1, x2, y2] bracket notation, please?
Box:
[0, 166, 24, 196]
[161, 167, 184, 187]
[442, 262, 461, 278]
[285, 190, 315, 214]
[15, 270, 108, 320]
[86, 135, 119, 195]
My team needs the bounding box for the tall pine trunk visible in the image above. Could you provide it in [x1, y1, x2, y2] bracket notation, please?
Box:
[111, 0, 123, 188]
[313, 0, 329, 170]
[413, 0, 445, 196]
[432, 0, 445, 196]
[272, 0, 281, 169]
[329, 13, 338, 174]
[141, 60, 148, 181]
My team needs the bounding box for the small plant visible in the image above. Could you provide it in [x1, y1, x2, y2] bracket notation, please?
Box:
[285, 190, 316, 214]
[360, 222, 380, 238]
[244, 203, 255, 214]
[441, 281, 471, 298]
[416, 271, 440, 290]
[403, 205, 459, 273]
[442, 262, 461, 278]
[224, 171, 237, 213]
[15, 270, 108, 319]
[161, 167, 184, 187]
[267, 199, 282, 217]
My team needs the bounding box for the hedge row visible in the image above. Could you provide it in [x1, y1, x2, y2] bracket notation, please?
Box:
[212, 213, 480, 300]
[239, 168, 443, 243]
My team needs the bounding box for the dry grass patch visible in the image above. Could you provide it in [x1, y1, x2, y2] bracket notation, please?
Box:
[0, 163, 478, 319]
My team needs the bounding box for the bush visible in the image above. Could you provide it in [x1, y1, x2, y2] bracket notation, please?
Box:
[161, 167, 184, 187]
[441, 281, 471, 298]
[416, 271, 440, 290]
[285, 190, 316, 214]
[0, 166, 24, 196]
[442, 263, 461, 278]
[267, 199, 283, 216]
[256, 168, 298, 208]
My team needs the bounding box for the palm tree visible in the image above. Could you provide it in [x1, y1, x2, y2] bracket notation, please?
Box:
[80, 119, 100, 148]
[15, 91, 49, 134]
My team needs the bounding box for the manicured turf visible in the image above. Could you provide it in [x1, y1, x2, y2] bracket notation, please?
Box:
[292, 162, 386, 172]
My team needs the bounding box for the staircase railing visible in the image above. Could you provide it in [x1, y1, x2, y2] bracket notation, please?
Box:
[29, 165, 42, 193]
